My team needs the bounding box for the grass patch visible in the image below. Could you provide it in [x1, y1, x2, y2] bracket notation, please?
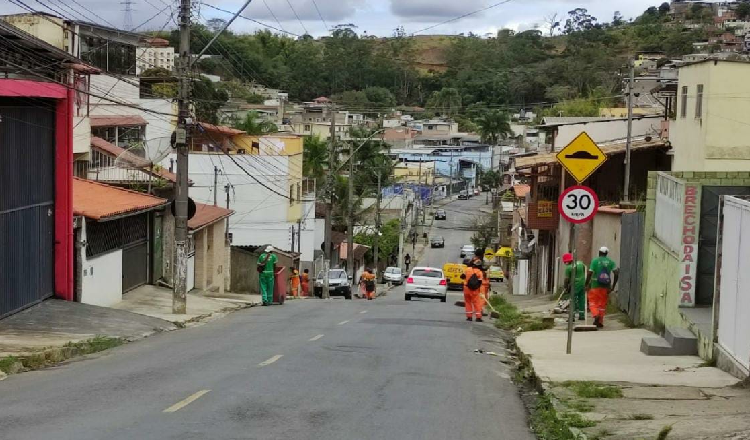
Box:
[656, 425, 673, 440]
[629, 413, 654, 420]
[591, 429, 612, 439]
[489, 295, 554, 332]
[64, 336, 123, 355]
[0, 356, 20, 374]
[530, 394, 579, 440]
[567, 400, 594, 413]
[561, 381, 623, 399]
[561, 412, 597, 428]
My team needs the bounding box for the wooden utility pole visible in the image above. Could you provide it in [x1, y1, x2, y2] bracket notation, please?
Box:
[623, 60, 635, 203]
[173, 0, 191, 314]
[347, 145, 354, 281]
[373, 173, 381, 278]
[213, 166, 219, 206]
[323, 108, 336, 298]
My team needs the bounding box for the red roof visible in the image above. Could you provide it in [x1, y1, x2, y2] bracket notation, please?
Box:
[188, 203, 234, 231]
[90, 137, 177, 183]
[90, 115, 148, 127]
[73, 178, 167, 221]
[198, 122, 245, 136]
[513, 184, 530, 198]
[314, 96, 331, 103]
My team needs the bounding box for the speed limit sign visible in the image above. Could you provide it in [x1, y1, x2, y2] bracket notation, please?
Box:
[558, 186, 599, 224]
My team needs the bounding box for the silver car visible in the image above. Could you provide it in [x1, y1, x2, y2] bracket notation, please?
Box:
[314, 269, 352, 299]
[405, 267, 448, 302]
[382, 267, 403, 285]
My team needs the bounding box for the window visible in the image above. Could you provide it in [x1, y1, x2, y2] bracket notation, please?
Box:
[695, 84, 704, 118]
[296, 182, 301, 201]
[680, 86, 688, 118]
[304, 124, 311, 131]
[290, 184, 294, 205]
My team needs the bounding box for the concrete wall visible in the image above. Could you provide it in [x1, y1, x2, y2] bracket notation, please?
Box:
[231, 247, 297, 294]
[554, 117, 662, 151]
[671, 61, 750, 172]
[193, 221, 229, 294]
[591, 210, 625, 266]
[81, 249, 123, 307]
[3, 14, 67, 50]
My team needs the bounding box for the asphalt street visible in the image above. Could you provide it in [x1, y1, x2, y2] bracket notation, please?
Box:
[0, 196, 533, 440]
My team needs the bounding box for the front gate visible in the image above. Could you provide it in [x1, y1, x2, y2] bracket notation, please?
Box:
[697, 186, 750, 306]
[86, 213, 149, 294]
[618, 211, 645, 323]
[0, 100, 56, 318]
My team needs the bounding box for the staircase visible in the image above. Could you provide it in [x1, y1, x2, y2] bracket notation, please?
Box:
[640, 327, 698, 356]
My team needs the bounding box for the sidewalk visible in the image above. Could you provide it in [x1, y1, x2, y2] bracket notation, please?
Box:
[509, 294, 750, 439]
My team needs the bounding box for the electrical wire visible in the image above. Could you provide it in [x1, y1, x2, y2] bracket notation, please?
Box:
[412, 0, 514, 35]
[284, 0, 309, 35]
[310, 0, 329, 31]
[202, 3, 300, 37]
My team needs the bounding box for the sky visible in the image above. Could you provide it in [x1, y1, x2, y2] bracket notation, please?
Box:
[1, 0, 664, 37]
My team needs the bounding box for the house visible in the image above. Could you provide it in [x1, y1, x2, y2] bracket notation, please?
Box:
[188, 204, 234, 294]
[73, 178, 169, 306]
[393, 161, 437, 184]
[537, 116, 664, 152]
[670, 60, 750, 172]
[135, 38, 175, 75]
[387, 145, 494, 190]
[408, 119, 459, 134]
[634, 51, 666, 69]
[88, 136, 177, 185]
[381, 126, 418, 148]
[0, 19, 98, 317]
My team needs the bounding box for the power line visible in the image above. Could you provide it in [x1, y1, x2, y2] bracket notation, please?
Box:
[310, 0, 329, 31]
[202, 3, 300, 37]
[284, 0, 309, 35]
[412, 0, 515, 35]
[262, 0, 287, 34]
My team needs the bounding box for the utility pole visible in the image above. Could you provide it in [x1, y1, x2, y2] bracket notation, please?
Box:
[347, 144, 354, 281]
[297, 217, 302, 254]
[173, 0, 191, 314]
[323, 107, 336, 298]
[623, 60, 635, 203]
[398, 193, 406, 271]
[224, 183, 230, 235]
[374, 173, 381, 278]
[213, 166, 219, 206]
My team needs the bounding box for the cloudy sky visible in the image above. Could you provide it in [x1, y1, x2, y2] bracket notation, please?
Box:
[2, 0, 663, 37]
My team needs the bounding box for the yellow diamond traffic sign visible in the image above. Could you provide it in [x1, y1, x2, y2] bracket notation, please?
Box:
[556, 132, 607, 183]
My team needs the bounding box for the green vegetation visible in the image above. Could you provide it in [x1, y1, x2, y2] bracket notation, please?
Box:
[0, 356, 20, 374]
[561, 381, 623, 399]
[629, 413, 655, 420]
[232, 111, 278, 135]
[489, 295, 555, 332]
[531, 394, 579, 440]
[656, 425, 673, 440]
[158, 6, 708, 119]
[64, 336, 123, 355]
[355, 219, 401, 267]
[567, 400, 594, 413]
[561, 412, 597, 428]
[591, 429, 612, 439]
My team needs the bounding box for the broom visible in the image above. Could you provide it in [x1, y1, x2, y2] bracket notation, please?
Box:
[574, 294, 597, 332]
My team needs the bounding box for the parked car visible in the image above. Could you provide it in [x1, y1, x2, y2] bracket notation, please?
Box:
[434, 209, 447, 220]
[405, 267, 448, 302]
[381, 267, 403, 285]
[430, 236, 445, 248]
[474, 188, 481, 196]
[457, 191, 469, 200]
[443, 262, 467, 290]
[460, 244, 476, 258]
[314, 269, 352, 299]
[488, 266, 505, 282]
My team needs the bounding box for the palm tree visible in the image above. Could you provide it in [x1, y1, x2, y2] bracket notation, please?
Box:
[427, 88, 462, 117]
[233, 111, 278, 135]
[476, 110, 513, 145]
[303, 135, 328, 186]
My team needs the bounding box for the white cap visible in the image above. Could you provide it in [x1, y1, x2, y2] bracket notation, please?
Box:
[265, 245, 274, 252]
[599, 246, 609, 254]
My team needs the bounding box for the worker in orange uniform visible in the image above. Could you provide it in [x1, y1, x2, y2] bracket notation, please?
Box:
[585, 247, 619, 328]
[362, 268, 377, 300]
[289, 268, 301, 298]
[300, 269, 310, 297]
[460, 259, 485, 322]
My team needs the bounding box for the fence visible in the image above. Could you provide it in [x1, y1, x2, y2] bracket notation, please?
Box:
[654, 172, 685, 254]
[716, 195, 750, 371]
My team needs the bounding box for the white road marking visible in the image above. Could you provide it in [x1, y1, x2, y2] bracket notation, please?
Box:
[359, 310, 368, 314]
[163, 390, 211, 413]
[337, 320, 350, 325]
[309, 334, 324, 341]
[258, 355, 283, 366]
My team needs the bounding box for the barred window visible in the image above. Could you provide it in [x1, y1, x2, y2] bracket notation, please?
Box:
[86, 214, 148, 258]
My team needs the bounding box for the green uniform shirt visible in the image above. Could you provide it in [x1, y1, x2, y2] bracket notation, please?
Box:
[259, 252, 277, 273]
[589, 256, 616, 289]
[565, 261, 587, 293]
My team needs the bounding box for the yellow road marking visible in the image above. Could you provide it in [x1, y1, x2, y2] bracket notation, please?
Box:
[309, 334, 324, 341]
[258, 354, 283, 366]
[163, 390, 211, 413]
[337, 320, 350, 325]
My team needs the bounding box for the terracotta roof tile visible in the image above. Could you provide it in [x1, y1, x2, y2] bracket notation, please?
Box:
[188, 203, 234, 231]
[90, 115, 148, 127]
[73, 178, 167, 220]
[90, 137, 177, 183]
[198, 122, 245, 136]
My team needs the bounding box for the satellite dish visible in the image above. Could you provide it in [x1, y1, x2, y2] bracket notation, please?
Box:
[112, 138, 174, 194]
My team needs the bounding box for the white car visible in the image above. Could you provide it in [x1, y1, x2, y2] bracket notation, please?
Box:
[405, 267, 448, 302]
[382, 267, 403, 285]
[460, 244, 475, 258]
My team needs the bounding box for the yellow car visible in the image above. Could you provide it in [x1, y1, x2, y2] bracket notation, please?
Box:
[442, 263, 467, 291]
[488, 266, 505, 282]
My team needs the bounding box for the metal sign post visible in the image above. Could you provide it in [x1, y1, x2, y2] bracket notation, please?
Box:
[566, 223, 577, 355]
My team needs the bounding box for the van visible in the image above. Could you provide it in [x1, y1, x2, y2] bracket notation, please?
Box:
[442, 263, 467, 291]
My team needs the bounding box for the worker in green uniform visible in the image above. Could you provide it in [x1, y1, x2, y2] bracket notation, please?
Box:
[258, 245, 278, 306]
[563, 253, 587, 321]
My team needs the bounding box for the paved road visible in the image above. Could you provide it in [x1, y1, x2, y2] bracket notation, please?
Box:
[0, 197, 533, 440]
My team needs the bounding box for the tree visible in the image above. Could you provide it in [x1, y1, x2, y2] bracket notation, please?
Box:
[659, 2, 671, 14]
[233, 111, 277, 135]
[470, 213, 497, 252]
[151, 82, 177, 98]
[302, 135, 328, 186]
[363, 87, 396, 107]
[564, 8, 598, 34]
[140, 67, 172, 78]
[475, 110, 512, 145]
[355, 218, 401, 266]
[544, 13, 561, 36]
[737, 2, 750, 20]
[192, 77, 228, 124]
[426, 88, 462, 116]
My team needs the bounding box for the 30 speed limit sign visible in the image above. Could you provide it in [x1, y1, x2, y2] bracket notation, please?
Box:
[558, 186, 599, 224]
